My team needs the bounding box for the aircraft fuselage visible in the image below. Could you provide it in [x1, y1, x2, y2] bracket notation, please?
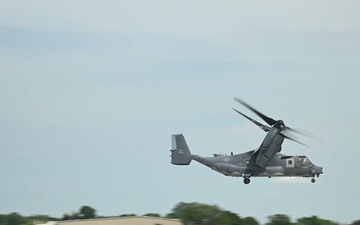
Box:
[192, 151, 323, 179]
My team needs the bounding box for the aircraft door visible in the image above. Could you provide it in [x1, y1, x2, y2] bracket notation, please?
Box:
[286, 158, 295, 168]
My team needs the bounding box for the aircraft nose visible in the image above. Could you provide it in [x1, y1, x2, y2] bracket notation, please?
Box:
[312, 166, 323, 175]
[316, 166, 323, 175]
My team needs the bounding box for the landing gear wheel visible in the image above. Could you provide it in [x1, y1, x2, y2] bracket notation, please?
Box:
[311, 178, 315, 183]
[244, 178, 250, 184]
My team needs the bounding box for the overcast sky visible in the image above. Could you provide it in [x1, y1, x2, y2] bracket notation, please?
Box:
[0, 1, 359, 224]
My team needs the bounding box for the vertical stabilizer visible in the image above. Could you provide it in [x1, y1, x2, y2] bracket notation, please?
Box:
[170, 134, 192, 165]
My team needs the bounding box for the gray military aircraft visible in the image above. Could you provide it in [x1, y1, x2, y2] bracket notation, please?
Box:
[170, 98, 323, 184]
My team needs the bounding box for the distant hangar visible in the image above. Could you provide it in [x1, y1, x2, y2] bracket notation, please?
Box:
[37, 216, 182, 225]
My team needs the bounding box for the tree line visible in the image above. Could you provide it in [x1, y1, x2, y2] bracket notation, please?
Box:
[0, 202, 359, 225]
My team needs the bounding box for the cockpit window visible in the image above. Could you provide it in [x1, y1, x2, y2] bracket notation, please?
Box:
[299, 156, 313, 166]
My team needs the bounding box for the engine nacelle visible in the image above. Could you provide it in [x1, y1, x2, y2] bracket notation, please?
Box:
[256, 129, 284, 168]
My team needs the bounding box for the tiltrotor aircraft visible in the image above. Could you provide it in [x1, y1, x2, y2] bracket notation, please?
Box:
[170, 98, 323, 184]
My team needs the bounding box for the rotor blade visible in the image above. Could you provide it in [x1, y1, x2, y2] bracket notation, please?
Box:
[283, 127, 324, 143]
[281, 133, 311, 148]
[232, 108, 270, 132]
[234, 98, 276, 126]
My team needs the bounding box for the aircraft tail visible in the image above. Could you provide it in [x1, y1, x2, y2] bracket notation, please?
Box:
[170, 134, 192, 165]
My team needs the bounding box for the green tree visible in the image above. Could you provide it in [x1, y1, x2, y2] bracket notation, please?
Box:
[143, 213, 161, 217]
[19, 221, 33, 225]
[297, 216, 338, 225]
[28, 215, 57, 223]
[266, 214, 293, 225]
[119, 214, 137, 217]
[351, 220, 360, 225]
[241, 216, 260, 225]
[5, 213, 25, 225]
[214, 210, 242, 225]
[79, 206, 96, 219]
[61, 214, 70, 221]
[0, 215, 6, 225]
[167, 202, 244, 225]
[167, 202, 223, 225]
